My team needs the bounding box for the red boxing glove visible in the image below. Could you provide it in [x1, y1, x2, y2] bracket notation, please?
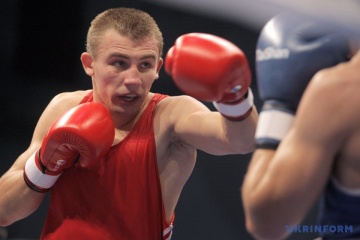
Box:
[165, 33, 253, 121]
[24, 102, 115, 192]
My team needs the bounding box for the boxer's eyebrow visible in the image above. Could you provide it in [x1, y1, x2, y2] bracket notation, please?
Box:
[109, 53, 129, 59]
[109, 53, 157, 60]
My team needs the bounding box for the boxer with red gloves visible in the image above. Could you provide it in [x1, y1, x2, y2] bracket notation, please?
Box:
[241, 13, 356, 240]
[165, 33, 254, 121]
[0, 8, 258, 240]
[24, 102, 114, 193]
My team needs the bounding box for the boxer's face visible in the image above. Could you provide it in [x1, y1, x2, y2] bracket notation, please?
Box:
[82, 29, 163, 116]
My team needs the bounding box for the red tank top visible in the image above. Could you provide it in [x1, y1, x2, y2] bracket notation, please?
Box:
[40, 92, 174, 240]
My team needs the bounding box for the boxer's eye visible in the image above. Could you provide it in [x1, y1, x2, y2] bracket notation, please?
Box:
[114, 61, 128, 69]
[140, 62, 151, 69]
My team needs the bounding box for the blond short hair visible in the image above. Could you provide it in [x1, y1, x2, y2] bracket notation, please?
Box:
[86, 7, 164, 58]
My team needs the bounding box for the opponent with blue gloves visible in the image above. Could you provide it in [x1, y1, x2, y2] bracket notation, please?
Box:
[255, 13, 349, 149]
[242, 12, 360, 240]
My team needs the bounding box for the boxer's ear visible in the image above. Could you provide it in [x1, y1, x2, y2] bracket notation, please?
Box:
[81, 52, 94, 76]
[155, 58, 163, 80]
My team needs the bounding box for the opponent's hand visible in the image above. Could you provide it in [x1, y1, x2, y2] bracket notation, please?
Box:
[24, 102, 115, 192]
[165, 33, 253, 121]
[255, 13, 350, 149]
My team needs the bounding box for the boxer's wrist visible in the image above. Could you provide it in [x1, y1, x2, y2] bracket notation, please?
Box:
[213, 89, 254, 121]
[23, 151, 61, 193]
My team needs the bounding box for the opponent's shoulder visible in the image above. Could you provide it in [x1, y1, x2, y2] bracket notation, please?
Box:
[309, 57, 360, 103]
[301, 58, 360, 133]
[312, 51, 360, 86]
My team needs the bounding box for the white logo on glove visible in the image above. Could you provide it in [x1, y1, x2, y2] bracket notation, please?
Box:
[53, 159, 66, 171]
[256, 47, 290, 61]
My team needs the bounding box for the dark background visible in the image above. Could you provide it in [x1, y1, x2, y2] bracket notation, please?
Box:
[0, 0, 319, 239]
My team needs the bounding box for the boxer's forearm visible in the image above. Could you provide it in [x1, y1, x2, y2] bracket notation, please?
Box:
[0, 170, 45, 226]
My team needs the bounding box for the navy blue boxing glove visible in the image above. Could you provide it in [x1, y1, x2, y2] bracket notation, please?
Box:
[255, 13, 350, 149]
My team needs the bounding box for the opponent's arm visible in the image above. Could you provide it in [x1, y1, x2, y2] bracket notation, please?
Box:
[165, 33, 258, 155]
[241, 13, 351, 240]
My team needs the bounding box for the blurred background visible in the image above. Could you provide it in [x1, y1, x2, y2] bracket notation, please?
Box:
[1, 0, 358, 239]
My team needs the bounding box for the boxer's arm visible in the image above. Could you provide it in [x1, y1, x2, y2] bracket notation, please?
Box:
[242, 66, 354, 239]
[165, 33, 258, 155]
[0, 92, 83, 226]
[0, 144, 45, 226]
[166, 95, 257, 155]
